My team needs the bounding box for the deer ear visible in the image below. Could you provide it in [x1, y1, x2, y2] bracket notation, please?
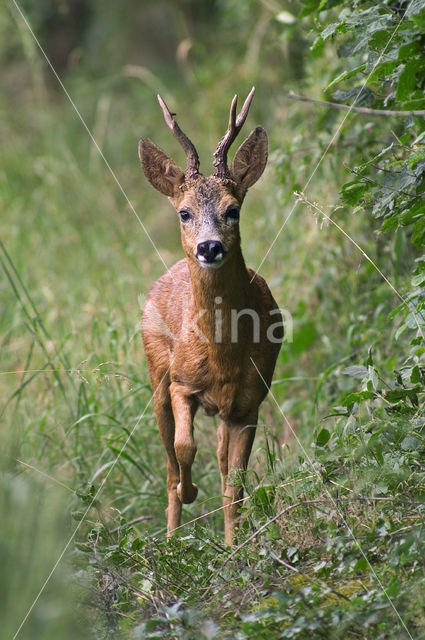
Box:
[138, 138, 185, 197]
[230, 126, 268, 190]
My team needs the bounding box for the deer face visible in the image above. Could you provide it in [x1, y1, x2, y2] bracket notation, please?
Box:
[171, 177, 240, 269]
[139, 89, 268, 269]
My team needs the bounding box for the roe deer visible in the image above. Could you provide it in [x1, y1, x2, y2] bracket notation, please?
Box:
[139, 88, 282, 545]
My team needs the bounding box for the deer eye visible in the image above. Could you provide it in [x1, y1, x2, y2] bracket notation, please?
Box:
[226, 206, 240, 221]
[179, 210, 191, 223]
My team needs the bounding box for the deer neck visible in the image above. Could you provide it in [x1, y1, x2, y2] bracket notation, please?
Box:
[187, 247, 251, 346]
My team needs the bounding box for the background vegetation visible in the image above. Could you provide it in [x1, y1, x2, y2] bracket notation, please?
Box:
[1, 0, 425, 638]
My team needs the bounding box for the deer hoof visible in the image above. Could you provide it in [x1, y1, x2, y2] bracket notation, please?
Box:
[177, 482, 198, 504]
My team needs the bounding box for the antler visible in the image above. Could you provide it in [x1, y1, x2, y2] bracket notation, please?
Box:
[213, 86, 256, 181]
[157, 94, 200, 179]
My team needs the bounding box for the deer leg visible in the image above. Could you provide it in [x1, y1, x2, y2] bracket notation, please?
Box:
[170, 383, 198, 504]
[221, 415, 258, 546]
[153, 394, 182, 535]
[217, 421, 229, 495]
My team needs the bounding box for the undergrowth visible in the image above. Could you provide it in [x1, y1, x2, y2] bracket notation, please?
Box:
[1, 0, 425, 638]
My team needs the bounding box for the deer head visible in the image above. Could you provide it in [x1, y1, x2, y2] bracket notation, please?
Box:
[138, 88, 268, 269]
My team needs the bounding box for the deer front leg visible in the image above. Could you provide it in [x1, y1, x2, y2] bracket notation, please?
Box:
[170, 383, 198, 504]
[153, 395, 182, 535]
[218, 416, 257, 546]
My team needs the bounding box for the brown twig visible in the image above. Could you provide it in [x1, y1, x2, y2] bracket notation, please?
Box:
[266, 544, 351, 605]
[287, 91, 425, 118]
[201, 495, 414, 599]
[222, 495, 423, 567]
[347, 165, 416, 197]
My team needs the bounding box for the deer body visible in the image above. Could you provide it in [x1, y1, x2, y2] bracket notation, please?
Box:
[139, 90, 282, 545]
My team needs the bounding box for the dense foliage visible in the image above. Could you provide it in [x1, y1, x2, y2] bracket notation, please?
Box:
[1, 0, 425, 638]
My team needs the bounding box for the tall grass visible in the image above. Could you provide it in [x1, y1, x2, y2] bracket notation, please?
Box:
[1, 2, 424, 638]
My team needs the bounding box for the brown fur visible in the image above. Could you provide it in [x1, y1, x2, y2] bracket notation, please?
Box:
[139, 105, 281, 545]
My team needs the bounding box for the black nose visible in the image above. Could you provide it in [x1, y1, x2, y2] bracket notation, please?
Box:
[196, 240, 224, 263]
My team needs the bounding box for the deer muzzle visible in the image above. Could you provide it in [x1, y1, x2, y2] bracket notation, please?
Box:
[196, 240, 226, 268]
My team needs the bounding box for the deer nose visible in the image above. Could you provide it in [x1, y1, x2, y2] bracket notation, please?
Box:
[196, 240, 225, 264]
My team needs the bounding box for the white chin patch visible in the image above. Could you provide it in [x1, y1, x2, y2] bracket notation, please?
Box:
[197, 254, 224, 269]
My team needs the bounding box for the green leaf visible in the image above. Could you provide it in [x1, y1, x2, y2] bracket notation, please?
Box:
[374, 443, 384, 466]
[342, 365, 368, 378]
[411, 273, 425, 286]
[388, 301, 407, 320]
[398, 41, 421, 59]
[396, 61, 418, 102]
[326, 63, 366, 90]
[341, 390, 374, 406]
[252, 485, 275, 508]
[266, 522, 281, 541]
[367, 365, 378, 391]
[395, 322, 408, 341]
[381, 216, 399, 232]
[286, 545, 299, 561]
[321, 22, 340, 39]
[299, 0, 322, 18]
[316, 428, 331, 446]
[366, 347, 373, 367]
[368, 30, 391, 48]
[368, 60, 399, 83]
[406, 0, 425, 17]
[410, 365, 421, 383]
[340, 181, 369, 206]
[384, 387, 421, 402]
[332, 86, 374, 106]
[401, 435, 421, 451]
[374, 482, 389, 495]
[354, 555, 369, 572]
